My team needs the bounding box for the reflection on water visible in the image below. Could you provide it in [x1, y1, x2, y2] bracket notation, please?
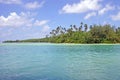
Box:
[0, 43, 120, 80]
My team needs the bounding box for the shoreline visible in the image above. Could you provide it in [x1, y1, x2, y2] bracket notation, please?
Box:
[1, 42, 120, 46]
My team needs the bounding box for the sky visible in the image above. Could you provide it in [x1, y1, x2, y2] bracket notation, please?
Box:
[0, 0, 120, 41]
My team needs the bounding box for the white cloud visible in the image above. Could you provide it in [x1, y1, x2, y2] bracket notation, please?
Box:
[0, 12, 33, 27]
[34, 20, 50, 33]
[34, 21, 50, 33]
[111, 11, 120, 21]
[25, 1, 44, 9]
[0, 0, 22, 4]
[0, 12, 50, 40]
[0, 12, 49, 27]
[84, 12, 96, 19]
[98, 4, 115, 15]
[0, 0, 44, 10]
[60, 0, 102, 14]
[34, 20, 48, 26]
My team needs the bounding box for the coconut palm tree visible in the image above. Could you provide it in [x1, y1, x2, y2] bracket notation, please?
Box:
[73, 25, 78, 31]
[79, 22, 83, 31]
[84, 24, 88, 32]
[90, 25, 93, 30]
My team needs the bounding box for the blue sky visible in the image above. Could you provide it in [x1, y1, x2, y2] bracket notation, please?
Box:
[0, 0, 120, 41]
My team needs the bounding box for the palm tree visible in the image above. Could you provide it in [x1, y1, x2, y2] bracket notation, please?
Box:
[56, 26, 60, 35]
[67, 25, 73, 35]
[50, 29, 56, 36]
[116, 27, 120, 33]
[60, 30, 64, 34]
[50, 32, 52, 36]
[90, 25, 93, 30]
[63, 28, 67, 33]
[70, 25, 72, 28]
[73, 25, 77, 31]
[79, 22, 83, 31]
[84, 24, 88, 32]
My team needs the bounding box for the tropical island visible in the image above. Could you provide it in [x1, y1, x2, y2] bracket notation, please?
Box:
[3, 22, 120, 43]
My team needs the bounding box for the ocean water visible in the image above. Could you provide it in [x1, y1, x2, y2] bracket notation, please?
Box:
[0, 43, 120, 80]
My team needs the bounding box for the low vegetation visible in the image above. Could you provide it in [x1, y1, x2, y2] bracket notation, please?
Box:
[3, 22, 120, 43]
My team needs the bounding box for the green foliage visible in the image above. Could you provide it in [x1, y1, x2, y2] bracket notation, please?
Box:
[3, 23, 120, 43]
[44, 23, 120, 43]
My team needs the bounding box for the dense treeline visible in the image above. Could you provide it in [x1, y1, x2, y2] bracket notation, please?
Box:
[3, 22, 120, 43]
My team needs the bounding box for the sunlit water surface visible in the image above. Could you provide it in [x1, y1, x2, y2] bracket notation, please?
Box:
[0, 43, 120, 80]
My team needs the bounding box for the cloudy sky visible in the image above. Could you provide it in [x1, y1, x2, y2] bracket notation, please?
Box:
[0, 0, 120, 41]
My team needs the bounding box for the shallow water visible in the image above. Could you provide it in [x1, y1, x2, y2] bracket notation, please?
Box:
[0, 43, 120, 80]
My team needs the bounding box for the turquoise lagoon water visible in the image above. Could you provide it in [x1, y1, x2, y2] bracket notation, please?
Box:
[0, 43, 120, 80]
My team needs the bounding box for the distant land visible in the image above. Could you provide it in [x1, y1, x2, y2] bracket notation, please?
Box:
[3, 23, 120, 44]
